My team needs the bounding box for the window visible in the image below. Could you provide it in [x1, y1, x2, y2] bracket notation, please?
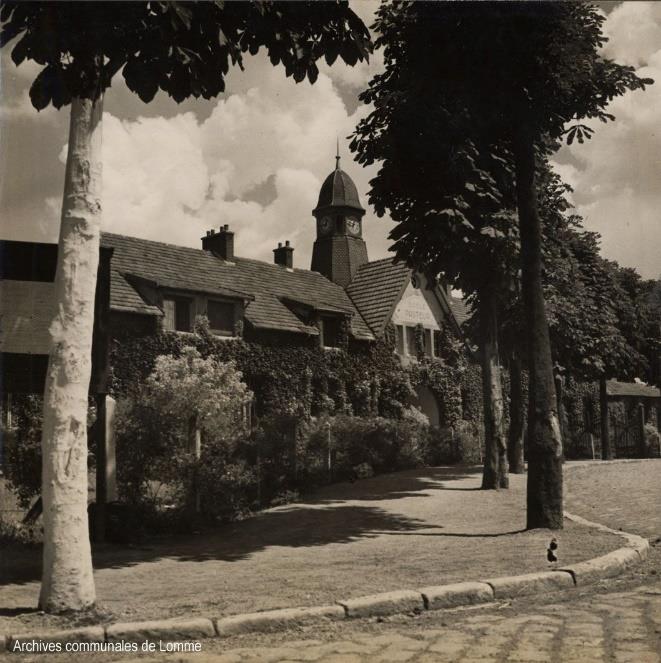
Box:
[406, 325, 417, 356]
[163, 298, 191, 332]
[433, 329, 443, 357]
[321, 316, 342, 348]
[423, 328, 433, 357]
[207, 300, 235, 335]
[396, 325, 405, 355]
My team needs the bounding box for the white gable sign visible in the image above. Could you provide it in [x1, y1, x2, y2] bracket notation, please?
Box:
[391, 282, 440, 329]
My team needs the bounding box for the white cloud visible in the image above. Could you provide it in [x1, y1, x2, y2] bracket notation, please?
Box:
[553, 1, 661, 279]
[42, 58, 394, 269]
[602, 1, 661, 67]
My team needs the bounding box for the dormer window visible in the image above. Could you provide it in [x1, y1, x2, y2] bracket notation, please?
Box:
[321, 315, 342, 348]
[163, 297, 191, 332]
[207, 299, 235, 336]
[395, 324, 436, 359]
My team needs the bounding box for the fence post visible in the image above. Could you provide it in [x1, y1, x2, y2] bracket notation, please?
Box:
[600, 377, 612, 460]
[326, 421, 332, 482]
[637, 403, 646, 458]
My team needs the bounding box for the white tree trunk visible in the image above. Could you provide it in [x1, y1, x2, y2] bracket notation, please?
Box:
[39, 95, 103, 613]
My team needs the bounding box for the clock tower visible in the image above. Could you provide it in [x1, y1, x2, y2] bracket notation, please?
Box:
[311, 150, 368, 287]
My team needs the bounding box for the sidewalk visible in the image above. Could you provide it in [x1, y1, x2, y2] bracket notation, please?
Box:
[1, 465, 624, 636]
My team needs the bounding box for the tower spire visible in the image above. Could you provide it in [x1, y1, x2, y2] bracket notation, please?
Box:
[335, 137, 340, 170]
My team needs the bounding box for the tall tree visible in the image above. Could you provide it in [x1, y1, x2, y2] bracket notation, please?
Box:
[500, 169, 647, 464]
[1, 0, 370, 613]
[352, 1, 651, 529]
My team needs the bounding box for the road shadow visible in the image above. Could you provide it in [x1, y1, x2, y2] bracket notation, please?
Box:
[308, 465, 482, 503]
[0, 607, 40, 617]
[1, 465, 486, 587]
[1, 504, 436, 586]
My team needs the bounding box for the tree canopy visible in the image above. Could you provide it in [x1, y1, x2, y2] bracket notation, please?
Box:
[351, 0, 653, 529]
[1, 0, 371, 108]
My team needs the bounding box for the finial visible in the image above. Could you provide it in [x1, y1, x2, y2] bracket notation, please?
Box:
[335, 137, 340, 170]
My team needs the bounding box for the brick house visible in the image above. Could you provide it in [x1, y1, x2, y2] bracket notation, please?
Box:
[1, 156, 468, 427]
[101, 156, 468, 422]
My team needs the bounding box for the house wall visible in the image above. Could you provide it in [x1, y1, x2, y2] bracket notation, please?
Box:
[391, 282, 440, 330]
[0, 280, 57, 355]
[109, 312, 159, 339]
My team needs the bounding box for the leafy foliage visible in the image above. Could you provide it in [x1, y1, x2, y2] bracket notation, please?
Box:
[1, 1, 371, 108]
[115, 346, 251, 507]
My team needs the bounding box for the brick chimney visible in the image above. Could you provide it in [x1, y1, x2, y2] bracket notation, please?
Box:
[273, 240, 294, 269]
[202, 225, 234, 261]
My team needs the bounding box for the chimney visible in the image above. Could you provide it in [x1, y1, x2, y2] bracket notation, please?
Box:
[273, 240, 294, 269]
[202, 224, 234, 261]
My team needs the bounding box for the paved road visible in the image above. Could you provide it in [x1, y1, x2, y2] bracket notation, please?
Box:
[115, 460, 660, 662]
[111, 582, 660, 662]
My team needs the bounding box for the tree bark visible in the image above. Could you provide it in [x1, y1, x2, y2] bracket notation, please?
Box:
[480, 292, 508, 489]
[512, 127, 563, 530]
[508, 352, 526, 474]
[39, 95, 104, 612]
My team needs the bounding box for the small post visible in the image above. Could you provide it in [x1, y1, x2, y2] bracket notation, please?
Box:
[256, 436, 262, 507]
[599, 376, 612, 460]
[1, 392, 12, 473]
[637, 402, 646, 458]
[94, 394, 108, 543]
[554, 368, 566, 461]
[5, 392, 12, 429]
[326, 421, 332, 482]
[187, 416, 202, 516]
[194, 427, 202, 512]
[657, 399, 661, 454]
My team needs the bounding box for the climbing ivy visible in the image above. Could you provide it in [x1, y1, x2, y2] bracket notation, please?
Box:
[110, 317, 483, 430]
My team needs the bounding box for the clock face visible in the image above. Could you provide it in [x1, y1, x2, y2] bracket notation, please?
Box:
[319, 215, 333, 235]
[346, 216, 360, 236]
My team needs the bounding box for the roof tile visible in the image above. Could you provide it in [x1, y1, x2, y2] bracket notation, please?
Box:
[101, 233, 373, 340]
[346, 258, 411, 335]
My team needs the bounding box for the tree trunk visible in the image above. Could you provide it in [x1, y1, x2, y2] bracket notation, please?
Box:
[480, 292, 508, 489]
[39, 95, 104, 612]
[508, 352, 526, 474]
[512, 127, 563, 530]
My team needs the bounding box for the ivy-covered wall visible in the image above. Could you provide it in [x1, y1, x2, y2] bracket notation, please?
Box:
[110, 316, 484, 432]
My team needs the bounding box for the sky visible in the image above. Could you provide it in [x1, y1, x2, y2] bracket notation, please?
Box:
[0, 1, 659, 279]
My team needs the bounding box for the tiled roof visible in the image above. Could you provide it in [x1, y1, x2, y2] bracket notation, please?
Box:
[101, 233, 373, 340]
[110, 271, 162, 316]
[449, 296, 472, 326]
[606, 380, 660, 399]
[315, 166, 364, 212]
[346, 258, 411, 335]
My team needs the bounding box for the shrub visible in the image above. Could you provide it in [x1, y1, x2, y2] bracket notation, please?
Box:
[2, 395, 43, 508]
[115, 347, 254, 524]
[644, 422, 660, 457]
[298, 414, 431, 485]
[0, 515, 42, 547]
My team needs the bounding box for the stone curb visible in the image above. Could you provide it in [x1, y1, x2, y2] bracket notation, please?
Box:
[563, 511, 650, 561]
[216, 605, 345, 637]
[420, 581, 493, 610]
[106, 618, 215, 642]
[338, 590, 424, 618]
[1, 509, 649, 650]
[485, 570, 575, 599]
